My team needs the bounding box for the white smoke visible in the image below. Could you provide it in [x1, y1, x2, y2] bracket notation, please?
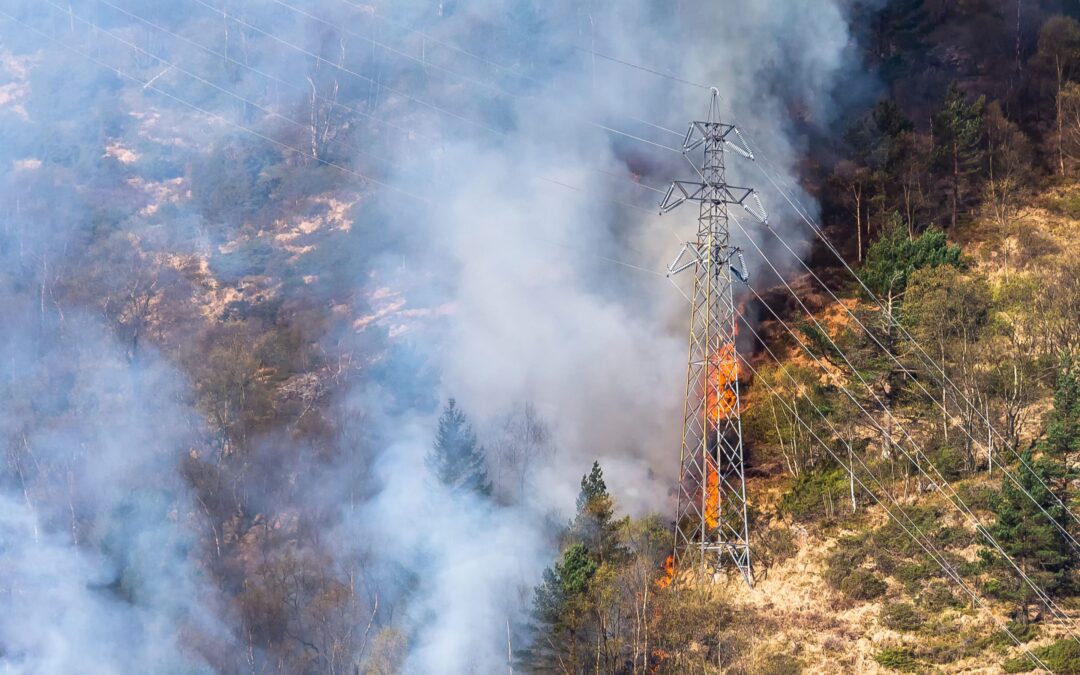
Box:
[0, 0, 871, 672]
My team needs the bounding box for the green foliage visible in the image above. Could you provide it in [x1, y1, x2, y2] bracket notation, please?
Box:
[919, 582, 964, 612]
[904, 264, 991, 347]
[861, 217, 962, 300]
[933, 84, 985, 171]
[533, 543, 596, 623]
[982, 449, 1073, 615]
[932, 82, 985, 228]
[576, 461, 608, 511]
[880, 601, 923, 631]
[824, 536, 868, 589]
[840, 568, 888, 600]
[925, 444, 968, 482]
[1003, 638, 1080, 674]
[795, 319, 845, 365]
[1042, 364, 1080, 462]
[556, 544, 597, 596]
[874, 646, 921, 672]
[1049, 191, 1080, 219]
[569, 462, 625, 565]
[779, 464, 852, 523]
[427, 399, 492, 496]
[893, 560, 934, 591]
[1002, 620, 1040, 644]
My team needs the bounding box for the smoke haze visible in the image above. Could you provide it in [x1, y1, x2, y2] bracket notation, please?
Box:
[0, 1, 871, 672]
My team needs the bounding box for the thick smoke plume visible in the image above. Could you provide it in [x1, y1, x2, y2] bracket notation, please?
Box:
[0, 1, 869, 672]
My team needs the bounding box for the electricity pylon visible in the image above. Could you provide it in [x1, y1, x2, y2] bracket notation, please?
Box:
[659, 88, 767, 586]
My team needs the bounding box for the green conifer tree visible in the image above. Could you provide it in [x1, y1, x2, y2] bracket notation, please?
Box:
[1043, 364, 1080, 465]
[528, 543, 597, 673]
[426, 398, 492, 496]
[983, 450, 1073, 623]
[932, 83, 984, 229]
[570, 461, 624, 565]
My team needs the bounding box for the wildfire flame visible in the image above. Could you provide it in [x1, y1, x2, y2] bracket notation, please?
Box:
[704, 457, 720, 530]
[705, 342, 739, 423]
[656, 554, 675, 589]
[703, 334, 739, 533]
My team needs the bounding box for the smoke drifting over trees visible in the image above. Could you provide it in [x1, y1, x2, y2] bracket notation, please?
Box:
[0, 0, 876, 672]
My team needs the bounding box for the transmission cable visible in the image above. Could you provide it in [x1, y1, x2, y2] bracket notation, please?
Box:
[742, 173, 1080, 553]
[733, 206, 1080, 564]
[728, 225, 1080, 642]
[0, 10, 435, 207]
[734, 328, 1050, 673]
[190, 0, 682, 155]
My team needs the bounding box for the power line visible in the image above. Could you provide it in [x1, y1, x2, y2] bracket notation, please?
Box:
[91, 0, 665, 207]
[283, 0, 688, 154]
[658, 247, 1048, 669]
[744, 173, 1080, 555]
[334, 0, 537, 84]
[729, 218, 1080, 642]
[9, 6, 670, 298]
[187, 0, 506, 136]
[267, 0, 518, 99]
[570, 46, 710, 92]
[186, 0, 680, 199]
[0, 9, 433, 206]
[661, 72, 1080, 560]
[90, 0, 430, 142]
[732, 325, 1050, 673]
[739, 138, 1080, 546]
[45, 0, 404, 175]
[193, 0, 683, 155]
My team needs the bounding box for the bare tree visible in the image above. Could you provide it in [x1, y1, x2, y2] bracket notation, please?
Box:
[489, 402, 555, 503]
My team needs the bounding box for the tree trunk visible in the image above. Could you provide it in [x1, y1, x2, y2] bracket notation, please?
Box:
[1058, 59, 1066, 175]
[952, 140, 960, 229]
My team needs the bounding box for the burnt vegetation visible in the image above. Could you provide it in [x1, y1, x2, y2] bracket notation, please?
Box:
[3, 0, 1080, 673]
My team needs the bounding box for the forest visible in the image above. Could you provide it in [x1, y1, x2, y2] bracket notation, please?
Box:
[2, 0, 1080, 673]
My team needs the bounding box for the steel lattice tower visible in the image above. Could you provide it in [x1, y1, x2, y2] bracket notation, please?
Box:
[660, 89, 767, 586]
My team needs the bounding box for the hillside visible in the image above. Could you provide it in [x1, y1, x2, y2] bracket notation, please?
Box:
[2, 1, 1080, 674]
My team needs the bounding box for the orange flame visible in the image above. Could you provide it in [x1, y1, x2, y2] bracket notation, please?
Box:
[705, 343, 739, 423]
[704, 458, 720, 530]
[656, 554, 675, 589]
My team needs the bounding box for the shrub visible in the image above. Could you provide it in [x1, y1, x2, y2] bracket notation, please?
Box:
[757, 526, 798, 570]
[928, 444, 968, 481]
[1002, 637, 1080, 674]
[920, 582, 964, 612]
[954, 480, 995, 511]
[823, 537, 868, 589]
[992, 620, 1039, 646]
[1050, 191, 1080, 220]
[779, 464, 852, 523]
[893, 561, 934, 591]
[839, 568, 887, 601]
[874, 646, 920, 672]
[881, 602, 922, 631]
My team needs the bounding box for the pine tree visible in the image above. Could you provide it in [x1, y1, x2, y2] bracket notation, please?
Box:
[426, 398, 492, 496]
[983, 450, 1073, 623]
[1043, 364, 1080, 464]
[528, 543, 597, 673]
[861, 217, 963, 301]
[932, 83, 984, 229]
[1041, 364, 1080, 519]
[570, 461, 624, 565]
